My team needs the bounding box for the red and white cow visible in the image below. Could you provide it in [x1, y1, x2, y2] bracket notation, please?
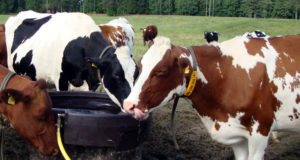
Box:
[0, 65, 58, 156]
[98, 18, 134, 57]
[124, 35, 300, 160]
[140, 25, 157, 47]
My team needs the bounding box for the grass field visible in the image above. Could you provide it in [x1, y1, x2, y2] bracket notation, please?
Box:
[1, 14, 300, 61]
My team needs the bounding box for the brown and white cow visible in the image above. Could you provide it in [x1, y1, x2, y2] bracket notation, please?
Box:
[0, 24, 7, 67]
[0, 65, 58, 156]
[124, 35, 300, 160]
[140, 25, 157, 47]
[98, 17, 135, 56]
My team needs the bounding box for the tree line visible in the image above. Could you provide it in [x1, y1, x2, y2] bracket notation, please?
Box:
[0, 0, 299, 19]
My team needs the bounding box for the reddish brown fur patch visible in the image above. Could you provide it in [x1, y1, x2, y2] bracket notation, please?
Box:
[269, 35, 300, 79]
[293, 108, 300, 119]
[0, 24, 7, 67]
[244, 38, 267, 57]
[215, 122, 220, 131]
[99, 25, 127, 47]
[296, 95, 300, 104]
[189, 45, 280, 136]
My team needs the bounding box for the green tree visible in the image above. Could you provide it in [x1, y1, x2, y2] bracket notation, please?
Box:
[136, 0, 149, 14]
[106, 0, 117, 16]
[272, 0, 293, 18]
[24, 0, 45, 12]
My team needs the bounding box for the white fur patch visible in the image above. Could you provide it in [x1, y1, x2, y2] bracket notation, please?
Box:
[125, 36, 172, 105]
[5, 11, 100, 90]
[219, 36, 265, 76]
[115, 46, 136, 88]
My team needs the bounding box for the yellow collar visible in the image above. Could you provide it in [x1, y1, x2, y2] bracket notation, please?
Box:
[183, 71, 197, 96]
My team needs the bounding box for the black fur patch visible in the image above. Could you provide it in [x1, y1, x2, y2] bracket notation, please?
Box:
[11, 15, 52, 53]
[60, 31, 137, 106]
[204, 31, 219, 43]
[59, 32, 108, 90]
[13, 50, 36, 80]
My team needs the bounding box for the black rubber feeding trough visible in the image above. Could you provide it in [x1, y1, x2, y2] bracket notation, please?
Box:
[49, 91, 150, 150]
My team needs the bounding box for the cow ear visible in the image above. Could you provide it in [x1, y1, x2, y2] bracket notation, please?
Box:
[0, 89, 23, 105]
[35, 79, 47, 89]
[178, 57, 191, 75]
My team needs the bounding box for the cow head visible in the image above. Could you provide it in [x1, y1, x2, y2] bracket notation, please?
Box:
[0, 79, 58, 156]
[124, 36, 192, 120]
[88, 46, 139, 108]
[141, 25, 158, 46]
[61, 31, 138, 108]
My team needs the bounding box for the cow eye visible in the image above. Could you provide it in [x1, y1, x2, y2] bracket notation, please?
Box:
[114, 74, 121, 79]
[23, 95, 31, 104]
[155, 70, 168, 77]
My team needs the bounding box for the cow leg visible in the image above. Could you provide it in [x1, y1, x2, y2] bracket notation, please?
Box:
[247, 134, 269, 160]
[232, 140, 248, 160]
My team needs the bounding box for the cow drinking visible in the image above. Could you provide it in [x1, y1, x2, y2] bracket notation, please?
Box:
[5, 11, 138, 107]
[124, 35, 300, 160]
[0, 65, 58, 156]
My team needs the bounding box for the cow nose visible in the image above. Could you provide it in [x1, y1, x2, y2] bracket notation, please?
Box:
[123, 101, 135, 114]
[71, 79, 83, 87]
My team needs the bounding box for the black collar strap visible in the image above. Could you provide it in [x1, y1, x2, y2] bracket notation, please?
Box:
[0, 72, 16, 90]
[171, 46, 199, 150]
[186, 47, 198, 71]
[99, 45, 114, 59]
[91, 45, 114, 82]
[183, 47, 198, 97]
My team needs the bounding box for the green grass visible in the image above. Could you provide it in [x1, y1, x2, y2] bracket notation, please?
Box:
[1, 14, 300, 61]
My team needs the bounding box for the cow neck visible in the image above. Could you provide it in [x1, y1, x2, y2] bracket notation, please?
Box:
[183, 47, 198, 97]
[98, 45, 114, 59]
[0, 71, 16, 90]
[171, 46, 198, 150]
[94, 45, 115, 80]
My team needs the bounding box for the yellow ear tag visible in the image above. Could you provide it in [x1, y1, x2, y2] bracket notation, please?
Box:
[184, 71, 198, 96]
[8, 96, 15, 105]
[184, 67, 190, 74]
[91, 63, 97, 68]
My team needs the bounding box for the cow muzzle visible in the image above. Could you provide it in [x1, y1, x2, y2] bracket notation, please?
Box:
[38, 145, 59, 156]
[123, 101, 148, 120]
[70, 79, 84, 87]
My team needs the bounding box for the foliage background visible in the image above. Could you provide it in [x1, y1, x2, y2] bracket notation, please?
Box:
[0, 0, 299, 19]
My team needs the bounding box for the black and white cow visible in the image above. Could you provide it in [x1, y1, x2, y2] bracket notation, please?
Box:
[246, 30, 269, 38]
[204, 31, 219, 43]
[5, 10, 139, 107]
